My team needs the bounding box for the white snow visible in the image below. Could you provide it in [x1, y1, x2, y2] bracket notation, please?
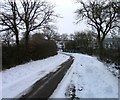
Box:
[0, 53, 69, 99]
[1, 52, 118, 99]
[104, 63, 120, 78]
[51, 53, 118, 98]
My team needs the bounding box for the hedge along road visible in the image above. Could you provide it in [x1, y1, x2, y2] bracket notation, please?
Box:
[19, 54, 74, 99]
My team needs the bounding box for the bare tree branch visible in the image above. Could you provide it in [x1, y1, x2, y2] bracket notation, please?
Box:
[75, 0, 120, 57]
[0, 0, 20, 45]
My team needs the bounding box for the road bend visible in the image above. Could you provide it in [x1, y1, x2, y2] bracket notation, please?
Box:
[19, 54, 74, 99]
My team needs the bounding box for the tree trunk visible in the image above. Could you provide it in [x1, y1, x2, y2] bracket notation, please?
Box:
[25, 31, 29, 47]
[15, 33, 19, 46]
[98, 40, 104, 59]
[96, 30, 105, 59]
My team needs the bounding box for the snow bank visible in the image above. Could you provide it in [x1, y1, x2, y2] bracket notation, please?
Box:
[104, 63, 120, 78]
[51, 53, 118, 98]
[0, 53, 69, 99]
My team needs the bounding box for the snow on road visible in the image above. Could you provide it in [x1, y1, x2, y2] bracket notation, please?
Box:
[51, 53, 118, 98]
[0, 53, 69, 99]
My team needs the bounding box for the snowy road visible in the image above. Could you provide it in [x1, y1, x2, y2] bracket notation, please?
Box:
[20, 55, 74, 98]
[1, 53, 119, 99]
[1, 53, 69, 99]
[51, 53, 118, 98]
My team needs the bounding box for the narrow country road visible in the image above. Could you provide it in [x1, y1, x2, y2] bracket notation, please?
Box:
[20, 54, 74, 99]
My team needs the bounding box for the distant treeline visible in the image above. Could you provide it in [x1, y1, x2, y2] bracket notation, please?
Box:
[64, 31, 120, 66]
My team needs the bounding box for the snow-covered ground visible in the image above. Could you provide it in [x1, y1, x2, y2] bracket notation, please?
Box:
[0, 53, 69, 99]
[1, 52, 119, 99]
[104, 62, 120, 78]
[51, 53, 118, 98]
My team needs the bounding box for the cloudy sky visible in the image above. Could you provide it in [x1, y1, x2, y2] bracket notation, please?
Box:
[49, 0, 89, 34]
[0, 0, 89, 34]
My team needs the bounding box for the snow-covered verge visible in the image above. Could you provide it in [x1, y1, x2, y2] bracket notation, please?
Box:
[0, 53, 69, 99]
[51, 53, 118, 98]
[103, 62, 120, 79]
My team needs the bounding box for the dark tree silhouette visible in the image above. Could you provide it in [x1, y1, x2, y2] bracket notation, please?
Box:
[0, 0, 56, 46]
[0, 0, 21, 46]
[42, 24, 57, 40]
[75, 0, 120, 57]
[17, 0, 56, 46]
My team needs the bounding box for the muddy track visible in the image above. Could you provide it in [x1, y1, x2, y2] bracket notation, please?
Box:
[19, 54, 74, 99]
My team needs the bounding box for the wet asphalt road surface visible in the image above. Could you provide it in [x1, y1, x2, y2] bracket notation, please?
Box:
[19, 55, 74, 99]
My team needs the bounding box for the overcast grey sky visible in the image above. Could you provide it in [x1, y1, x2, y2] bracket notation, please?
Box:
[49, 0, 89, 34]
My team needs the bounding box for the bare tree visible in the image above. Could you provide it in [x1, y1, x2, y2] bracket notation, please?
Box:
[1, 30, 14, 46]
[74, 31, 94, 51]
[0, 0, 21, 46]
[75, 0, 120, 57]
[60, 33, 68, 41]
[17, 0, 56, 46]
[69, 33, 74, 40]
[52, 32, 61, 41]
[42, 24, 57, 40]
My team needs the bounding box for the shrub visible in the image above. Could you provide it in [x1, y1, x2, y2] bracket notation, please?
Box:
[2, 39, 57, 70]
